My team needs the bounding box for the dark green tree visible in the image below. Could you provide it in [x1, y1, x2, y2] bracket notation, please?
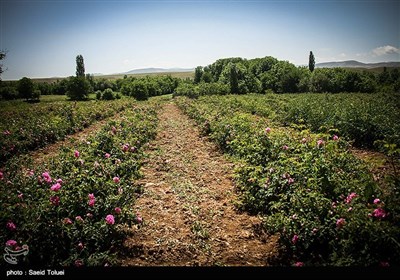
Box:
[194, 66, 203, 84]
[309, 51, 315, 72]
[201, 67, 213, 83]
[229, 64, 239, 94]
[66, 76, 90, 100]
[76, 55, 85, 77]
[0, 50, 6, 80]
[130, 80, 149, 101]
[18, 77, 35, 101]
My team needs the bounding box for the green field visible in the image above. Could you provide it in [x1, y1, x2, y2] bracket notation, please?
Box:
[1, 91, 399, 267]
[176, 93, 400, 266]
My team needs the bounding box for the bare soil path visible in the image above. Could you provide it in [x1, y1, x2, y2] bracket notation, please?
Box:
[121, 101, 278, 266]
[29, 113, 121, 166]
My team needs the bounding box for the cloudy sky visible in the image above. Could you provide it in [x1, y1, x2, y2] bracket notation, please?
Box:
[1, 0, 399, 80]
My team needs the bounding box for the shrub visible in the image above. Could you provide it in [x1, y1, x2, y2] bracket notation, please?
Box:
[95, 90, 102, 100]
[18, 77, 34, 101]
[175, 95, 400, 266]
[0, 105, 158, 266]
[102, 88, 115, 100]
[0, 86, 19, 100]
[66, 77, 90, 101]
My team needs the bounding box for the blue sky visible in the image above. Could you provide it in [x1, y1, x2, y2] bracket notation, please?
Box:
[1, 0, 399, 80]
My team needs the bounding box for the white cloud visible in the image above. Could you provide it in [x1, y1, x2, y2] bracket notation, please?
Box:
[338, 53, 346, 58]
[372, 45, 400, 56]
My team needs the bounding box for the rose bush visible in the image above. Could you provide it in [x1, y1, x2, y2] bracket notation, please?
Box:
[176, 95, 400, 266]
[0, 102, 158, 266]
[0, 98, 132, 164]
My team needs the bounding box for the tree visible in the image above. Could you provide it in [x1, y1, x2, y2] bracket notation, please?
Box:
[309, 51, 315, 73]
[194, 66, 203, 84]
[130, 80, 149, 101]
[201, 71, 212, 83]
[76, 55, 85, 77]
[18, 77, 35, 101]
[261, 61, 300, 93]
[0, 50, 6, 80]
[229, 63, 239, 94]
[66, 76, 90, 100]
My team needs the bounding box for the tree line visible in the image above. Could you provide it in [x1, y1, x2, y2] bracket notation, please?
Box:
[175, 55, 400, 98]
[0, 55, 180, 101]
[1, 53, 399, 101]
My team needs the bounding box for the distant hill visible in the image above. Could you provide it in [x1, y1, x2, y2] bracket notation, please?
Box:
[316, 60, 400, 69]
[123, 67, 194, 75]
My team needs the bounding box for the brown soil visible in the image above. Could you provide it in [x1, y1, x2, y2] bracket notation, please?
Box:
[351, 148, 399, 183]
[121, 102, 278, 266]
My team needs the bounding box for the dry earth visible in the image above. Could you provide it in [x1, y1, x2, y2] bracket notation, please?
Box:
[121, 102, 279, 266]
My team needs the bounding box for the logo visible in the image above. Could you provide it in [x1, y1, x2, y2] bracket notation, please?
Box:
[4, 245, 29, 265]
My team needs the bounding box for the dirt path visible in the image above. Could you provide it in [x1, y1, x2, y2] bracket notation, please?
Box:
[121, 102, 278, 266]
[29, 114, 121, 166]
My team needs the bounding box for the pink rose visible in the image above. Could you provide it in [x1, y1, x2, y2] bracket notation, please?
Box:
[50, 196, 60, 206]
[373, 198, 381, 204]
[282, 145, 289, 150]
[345, 192, 357, 204]
[74, 150, 80, 158]
[265, 127, 271, 133]
[336, 218, 346, 229]
[75, 216, 84, 223]
[56, 178, 63, 184]
[63, 218, 73, 225]
[113, 177, 120, 183]
[105, 153, 111, 158]
[333, 135, 339, 141]
[50, 183, 61, 192]
[75, 260, 84, 267]
[114, 207, 122, 214]
[6, 240, 17, 248]
[42, 172, 52, 184]
[292, 234, 299, 244]
[6, 221, 16, 231]
[88, 199, 95, 207]
[317, 139, 324, 147]
[105, 214, 115, 225]
[294, 262, 304, 267]
[373, 208, 387, 219]
[77, 242, 84, 250]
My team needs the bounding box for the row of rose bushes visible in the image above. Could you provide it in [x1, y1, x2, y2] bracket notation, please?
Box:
[0, 99, 132, 164]
[0, 102, 158, 266]
[175, 95, 400, 266]
[281, 93, 400, 150]
[189, 93, 400, 153]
